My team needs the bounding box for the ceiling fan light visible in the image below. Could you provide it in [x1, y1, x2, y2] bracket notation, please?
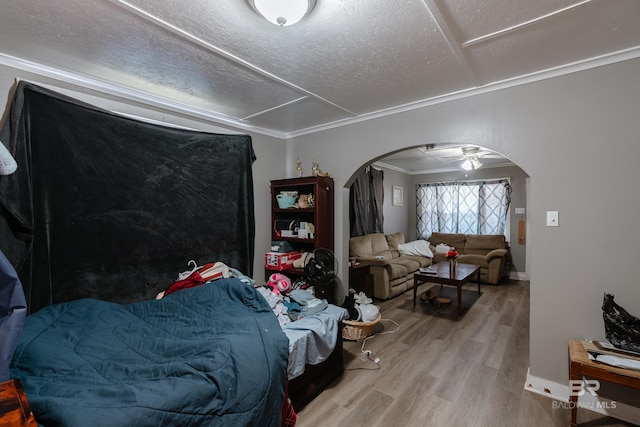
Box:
[461, 157, 483, 170]
[250, 0, 316, 26]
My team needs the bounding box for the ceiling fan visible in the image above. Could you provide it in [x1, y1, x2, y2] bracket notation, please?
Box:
[418, 145, 504, 170]
[461, 147, 484, 170]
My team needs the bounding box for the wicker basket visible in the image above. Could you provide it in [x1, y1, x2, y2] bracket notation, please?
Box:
[342, 313, 381, 340]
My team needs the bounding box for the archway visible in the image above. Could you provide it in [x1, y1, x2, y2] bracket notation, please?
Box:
[343, 143, 530, 295]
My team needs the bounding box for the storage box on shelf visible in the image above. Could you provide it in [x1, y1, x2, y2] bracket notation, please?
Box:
[264, 251, 302, 271]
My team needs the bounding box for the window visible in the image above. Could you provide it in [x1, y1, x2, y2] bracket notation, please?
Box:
[416, 179, 512, 239]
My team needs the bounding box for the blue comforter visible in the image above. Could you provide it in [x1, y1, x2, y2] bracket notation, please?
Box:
[10, 278, 289, 427]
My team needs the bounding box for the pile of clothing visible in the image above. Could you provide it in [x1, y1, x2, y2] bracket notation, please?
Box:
[156, 260, 254, 299]
[256, 286, 328, 327]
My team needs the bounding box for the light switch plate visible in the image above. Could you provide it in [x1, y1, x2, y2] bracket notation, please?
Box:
[515, 208, 525, 214]
[546, 211, 559, 227]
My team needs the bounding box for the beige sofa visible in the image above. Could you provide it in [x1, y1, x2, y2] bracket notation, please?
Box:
[429, 232, 509, 285]
[349, 232, 432, 300]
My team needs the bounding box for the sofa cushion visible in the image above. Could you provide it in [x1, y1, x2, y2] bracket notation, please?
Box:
[400, 255, 432, 268]
[349, 234, 372, 257]
[385, 232, 405, 250]
[370, 233, 390, 254]
[458, 254, 489, 268]
[349, 233, 390, 257]
[429, 232, 466, 250]
[390, 257, 421, 274]
[465, 234, 506, 253]
[386, 262, 409, 280]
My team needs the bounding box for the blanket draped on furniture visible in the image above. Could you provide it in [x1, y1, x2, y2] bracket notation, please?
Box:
[10, 278, 289, 427]
[0, 249, 26, 382]
[0, 82, 256, 313]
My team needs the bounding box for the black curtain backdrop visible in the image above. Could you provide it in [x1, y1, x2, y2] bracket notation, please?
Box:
[0, 82, 256, 313]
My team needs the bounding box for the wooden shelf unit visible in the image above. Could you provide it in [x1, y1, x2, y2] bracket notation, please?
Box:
[270, 176, 334, 253]
[267, 176, 334, 281]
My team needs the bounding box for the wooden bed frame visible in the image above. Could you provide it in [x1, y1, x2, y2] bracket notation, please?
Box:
[288, 327, 344, 411]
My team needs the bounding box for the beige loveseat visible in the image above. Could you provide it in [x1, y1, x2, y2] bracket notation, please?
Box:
[349, 232, 432, 300]
[429, 232, 509, 285]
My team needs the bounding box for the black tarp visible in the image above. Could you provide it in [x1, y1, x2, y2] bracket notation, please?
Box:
[0, 81, 256, 313]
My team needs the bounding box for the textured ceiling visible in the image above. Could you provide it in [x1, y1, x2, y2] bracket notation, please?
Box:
[0, 0, 639, 150]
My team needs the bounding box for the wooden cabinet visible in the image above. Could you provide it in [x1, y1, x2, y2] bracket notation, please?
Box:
[267, 176, 334, 279]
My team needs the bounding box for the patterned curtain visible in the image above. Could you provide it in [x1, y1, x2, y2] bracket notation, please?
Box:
[416, 179, 511, 239]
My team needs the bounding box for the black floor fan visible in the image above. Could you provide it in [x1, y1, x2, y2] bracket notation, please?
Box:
[304, 248, 338, 303]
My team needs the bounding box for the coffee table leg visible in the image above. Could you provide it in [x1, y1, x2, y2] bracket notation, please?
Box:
[477, 270, 481, 294]
[457, 285, 462, 314]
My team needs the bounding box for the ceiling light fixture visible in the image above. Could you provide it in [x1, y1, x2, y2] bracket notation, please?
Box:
[461, 157, 482, 171]
[249, 0, 316, 27]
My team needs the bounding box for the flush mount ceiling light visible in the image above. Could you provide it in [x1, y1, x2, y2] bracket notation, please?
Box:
[461, 157, 483, 171]
[249, 0, 316, 26]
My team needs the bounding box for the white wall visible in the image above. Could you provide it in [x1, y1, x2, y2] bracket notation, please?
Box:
[377, 166, 412, 237]
[290, 58, 640, 388]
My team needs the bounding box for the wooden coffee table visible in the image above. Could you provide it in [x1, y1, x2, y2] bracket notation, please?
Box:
[413, 261, 481, 315]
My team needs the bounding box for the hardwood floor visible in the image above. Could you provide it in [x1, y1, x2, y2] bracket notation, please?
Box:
[296, 280, 639, 427]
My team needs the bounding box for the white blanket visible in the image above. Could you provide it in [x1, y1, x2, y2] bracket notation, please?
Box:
[434, 243, 451, 253]
[398, 240, 434, 258]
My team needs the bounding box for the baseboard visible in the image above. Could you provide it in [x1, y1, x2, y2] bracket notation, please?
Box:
[509, 271, 527, 281]
[524, 368, 640, 424]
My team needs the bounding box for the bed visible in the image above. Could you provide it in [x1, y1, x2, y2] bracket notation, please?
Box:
[8, 272, 348, 426]
[10, 278, 289, 426]
[0, 82, 347, 426]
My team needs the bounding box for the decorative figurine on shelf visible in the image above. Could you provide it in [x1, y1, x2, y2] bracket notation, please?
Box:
[311, 155, 331, 178]
[298, 194, 309, 208]
[296, 156, 303, 178]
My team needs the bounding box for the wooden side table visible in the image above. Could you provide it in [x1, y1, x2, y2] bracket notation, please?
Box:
[568, 339, 640, 427]
[349, 263, 373, 298]
[0, 379, 37, 426]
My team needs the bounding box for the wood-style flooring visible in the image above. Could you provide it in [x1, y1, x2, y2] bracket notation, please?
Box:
[296, 280, 639, 427]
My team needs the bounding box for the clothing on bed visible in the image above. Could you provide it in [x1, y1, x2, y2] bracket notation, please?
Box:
[0, 249, 26, 382]
[289, 289, 329, 318]
[254, 285, 348, 380]
[10, 278, 289, 427]
[282, 304, 348, 380]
